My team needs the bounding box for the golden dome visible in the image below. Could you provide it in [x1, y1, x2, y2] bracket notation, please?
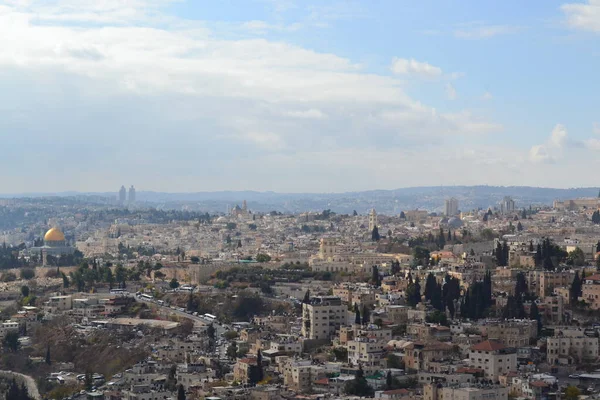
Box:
[44, 228, 65, 242]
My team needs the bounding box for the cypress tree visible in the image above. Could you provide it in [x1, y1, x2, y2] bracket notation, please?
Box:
[424, 273, 437, 302]
[177, 384, 186, 400]
[530, 301, 542, 333]
[371, 265, 380, 287]
[303, 289, 310, 304]
[570, 272, 582, 303]
[461, 290, 470, 319]
[361, 305, 370, 326]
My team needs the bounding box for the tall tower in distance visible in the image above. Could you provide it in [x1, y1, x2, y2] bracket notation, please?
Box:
[368, 209, 378, 232]
[118, 186, 126, 205]
[444, 197, 459, 216]
[500, 196, 515, 214]
[128, 185, 136, 204]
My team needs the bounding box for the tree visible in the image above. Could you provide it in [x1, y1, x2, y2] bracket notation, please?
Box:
[226, 342, 238, 360]
[565, 385, 581, 400]
[530, 301, 542, 333]
[207, 324, 216, 341]
[5, 379, 32, 400]
[177, 384, 186, 400]
[405, 279, 421, 307]
[391, 260, 400, 275]
[60, 272, 69, 288]
[371, 265, 381, 287]
[386, 370, 393, 390]
[426, 310, 448, 326]
[20, 285, 29, 298]
[424, 273, 437, 302]
[515, 272, 528, 299]
[362, 305, 370, 325]
[502, 295, 526, 320]
[2, 331, 19, 352]
[84, 372, 93, 390]
[256, 349, 264, 383]
[517, 221, 523, 231]
[570, 271, 582, 304]
[400, 211, 406, 219]
[169, 278, 180, 289]
[344, 365, 374, 397]
[190, 256, 200, 264]
[303, 289, 310, 304]
[412, 246, 430, 267]
[354, 303, 361, 325]
[187, 292, 195, 311]
[372, 226, 380, 241]
[256, 253, 271, 263]
[45, 344, 51, 365]
[20, 269, 35, 280]
[353, 210, 358, 216]
[438, 228, 446, 249]
[567, 247, 586, 266]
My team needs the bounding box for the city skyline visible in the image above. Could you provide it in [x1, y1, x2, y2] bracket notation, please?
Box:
[2, 0, 600, 192]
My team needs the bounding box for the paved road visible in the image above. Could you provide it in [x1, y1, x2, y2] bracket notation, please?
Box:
[136, 296, 227, 336]
[0, 370, 41, 400]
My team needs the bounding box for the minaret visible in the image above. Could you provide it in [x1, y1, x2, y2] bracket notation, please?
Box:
[368, 209, 377, 232]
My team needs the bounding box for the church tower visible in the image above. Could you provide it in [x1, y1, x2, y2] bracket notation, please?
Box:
[368, 209, 377, 232]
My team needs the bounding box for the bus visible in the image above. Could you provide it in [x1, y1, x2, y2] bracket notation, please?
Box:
[141, 294, 154, 301]
[203, 313, 217, 321]
[110, 289, 128, 295]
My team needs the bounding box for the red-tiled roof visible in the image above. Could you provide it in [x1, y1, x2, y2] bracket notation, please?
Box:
[314, 378, 329, 385]
[586, 274, 600, 281]
[239, 358, 257, 365]
[471, 340, 506, 352]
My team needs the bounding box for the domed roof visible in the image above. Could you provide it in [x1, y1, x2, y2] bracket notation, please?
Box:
[448, 217, 463, 228]
[44, 227, 65, 242]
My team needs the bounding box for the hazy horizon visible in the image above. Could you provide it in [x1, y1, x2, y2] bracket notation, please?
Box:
[1, 184, 599, 197]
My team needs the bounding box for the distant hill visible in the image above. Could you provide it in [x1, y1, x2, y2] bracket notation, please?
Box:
[1, 186, 599, 215]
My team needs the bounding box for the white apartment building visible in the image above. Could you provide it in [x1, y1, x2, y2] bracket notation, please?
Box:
[469, 340, 517, 381]
[301, 296, 346, 340]
[46, 295, 72, 312]
[347, 337, 386, 372]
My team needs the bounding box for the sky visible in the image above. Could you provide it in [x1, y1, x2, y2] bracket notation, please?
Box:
[1, 0, 600, 193]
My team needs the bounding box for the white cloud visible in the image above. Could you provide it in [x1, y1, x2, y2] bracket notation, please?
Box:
[445, 83, 457, 100]
[390, 57, 443, 77]
[549, 124, 568, 148]
[284, 109, 327, 119]
[0, 0, 505, 192]
[529, 124, 568, 163]
[482, 91, 493, 100]
[529, 145, 553, 163]
[454, 24, 522, 39]
[561, 0, 600, 33]
[585, 138, 600, 151]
